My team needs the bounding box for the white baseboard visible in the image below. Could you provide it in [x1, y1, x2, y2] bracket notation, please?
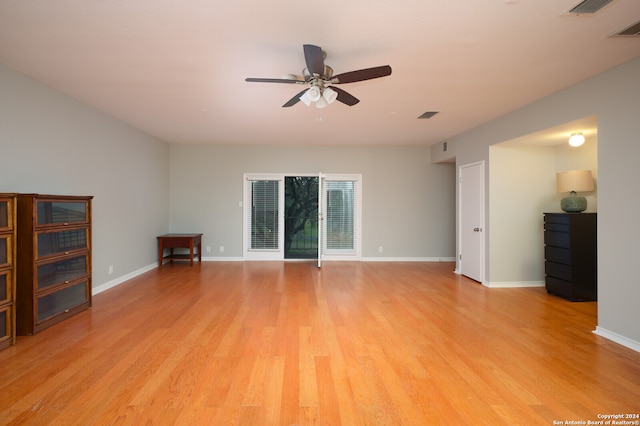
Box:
[202, 256, 244, 262]
[593, 326, 640, 353]
[209, 256, 455, 262]
[482, 280, 545, 288]
[92, 262, 156, 295]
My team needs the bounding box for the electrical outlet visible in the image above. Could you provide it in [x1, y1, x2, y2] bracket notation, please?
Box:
[378, 246, 383, 253]
[220, 246, 225, 253]
[108, 265, 114, 275]
[206, 245, 211, 252]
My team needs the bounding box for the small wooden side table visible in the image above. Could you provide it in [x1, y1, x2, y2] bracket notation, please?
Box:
[157, 233, 203, 266]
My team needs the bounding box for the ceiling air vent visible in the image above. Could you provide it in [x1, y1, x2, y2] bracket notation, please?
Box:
[569, 0, 614, 14]
[610, 20, 640, 37]
[418, 111, 439, 119]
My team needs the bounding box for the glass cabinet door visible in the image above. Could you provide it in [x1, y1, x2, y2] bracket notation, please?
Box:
[0, 271, 11, 305]
[0, 271, 9, 304]
[0, 236, 8, 267]
[0, 200, 8, 230]
[37, 255, 88, 290]
[36, 200, 88, 226]
[37, 281, 89, 323]
[37, 228, 88, 259]
[0, 307, 8, 343]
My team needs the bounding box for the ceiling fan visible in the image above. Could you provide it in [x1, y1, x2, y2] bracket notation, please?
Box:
[245, 44, 392, 108]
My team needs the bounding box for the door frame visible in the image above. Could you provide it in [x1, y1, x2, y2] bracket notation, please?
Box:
[318, 172, 324, 267]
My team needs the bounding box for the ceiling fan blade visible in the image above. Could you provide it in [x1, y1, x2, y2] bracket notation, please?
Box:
[330, 86, 360, 106]
[282, 89, 309, 107]
[332, 65, 392, 84]
[245, 77, 304, 84]
[303, 44, 325, 76]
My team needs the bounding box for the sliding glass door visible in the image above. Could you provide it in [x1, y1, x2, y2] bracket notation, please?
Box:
[243, 173, 361, 263]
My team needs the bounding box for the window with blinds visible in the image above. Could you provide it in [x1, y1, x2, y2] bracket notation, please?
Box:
[325, 180, 356, 252]
[249, 180, 279, 250]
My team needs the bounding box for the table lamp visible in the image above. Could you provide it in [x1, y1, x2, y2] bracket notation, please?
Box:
[556, 170, 594, 213]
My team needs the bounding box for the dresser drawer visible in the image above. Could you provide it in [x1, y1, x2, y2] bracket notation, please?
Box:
[544, 230, 569, 248]
[545, 276, 572, 300]
[546, 261, 572, 281]
[545, 246, 571, 265]
[544, 214, 569, 225]
[544, 222, 568, 232]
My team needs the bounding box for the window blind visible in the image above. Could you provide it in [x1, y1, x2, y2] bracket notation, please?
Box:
[250, 180, 279, 250]
[325, 181, 355, 251]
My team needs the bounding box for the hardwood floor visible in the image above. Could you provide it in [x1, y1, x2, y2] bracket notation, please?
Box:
[1, 261, 639, 425]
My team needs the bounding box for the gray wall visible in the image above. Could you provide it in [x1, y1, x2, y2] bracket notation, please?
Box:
[169, 144, 456, 259]
[0, 64, 171, 291]
[447, 57, 640, 347]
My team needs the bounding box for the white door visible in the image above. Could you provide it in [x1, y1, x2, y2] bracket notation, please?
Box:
[459, 161, 484, 283]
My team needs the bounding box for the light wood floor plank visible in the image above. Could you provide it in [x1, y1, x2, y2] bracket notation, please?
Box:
[1, 261, 639, 425]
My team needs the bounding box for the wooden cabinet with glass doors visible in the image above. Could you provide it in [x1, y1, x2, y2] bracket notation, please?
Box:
[0, 194, 17, 350]
[16, 194, 93, 335]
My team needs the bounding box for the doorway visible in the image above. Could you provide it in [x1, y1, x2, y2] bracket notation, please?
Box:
[284, 176, 318, 259]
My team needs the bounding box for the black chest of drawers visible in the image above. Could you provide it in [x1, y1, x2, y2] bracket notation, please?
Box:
[543, 213, 597, 301]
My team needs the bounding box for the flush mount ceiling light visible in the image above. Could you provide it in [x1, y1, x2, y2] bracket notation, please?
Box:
[568, 132, 586, 147]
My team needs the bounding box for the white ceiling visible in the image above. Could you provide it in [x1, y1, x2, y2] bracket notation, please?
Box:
[1, 0, 638, 147]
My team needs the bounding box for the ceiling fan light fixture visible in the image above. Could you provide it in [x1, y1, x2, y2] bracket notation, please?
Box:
[322, 87, 338, 104]
[315, 96, 329, 109]
[299, 91, 312, 106]
[306, 86, 321, 102]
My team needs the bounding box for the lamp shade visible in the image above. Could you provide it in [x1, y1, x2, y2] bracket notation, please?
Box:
[556, 170, 594, 193]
